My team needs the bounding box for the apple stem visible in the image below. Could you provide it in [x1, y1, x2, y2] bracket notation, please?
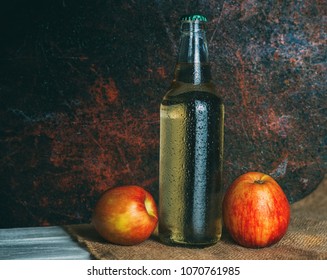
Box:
[254, 180, 265, 184]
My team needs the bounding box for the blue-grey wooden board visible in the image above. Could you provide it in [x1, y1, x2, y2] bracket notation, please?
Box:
[0, 226, 91, 260]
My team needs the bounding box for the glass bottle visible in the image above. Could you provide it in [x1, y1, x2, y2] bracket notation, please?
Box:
[158, 14, 224, 247]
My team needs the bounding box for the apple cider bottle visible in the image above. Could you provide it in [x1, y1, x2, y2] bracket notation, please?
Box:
[159, 14, 224, 247]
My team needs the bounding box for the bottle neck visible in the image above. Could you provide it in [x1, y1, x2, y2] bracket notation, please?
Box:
[173, 21, 212, 85]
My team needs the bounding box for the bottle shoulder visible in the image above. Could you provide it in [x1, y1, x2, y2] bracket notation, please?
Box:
[163, 81, 222, 100]
[162, 82, 224, 107]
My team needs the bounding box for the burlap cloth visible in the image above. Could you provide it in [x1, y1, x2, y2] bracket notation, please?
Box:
[65, 175, 327, 260]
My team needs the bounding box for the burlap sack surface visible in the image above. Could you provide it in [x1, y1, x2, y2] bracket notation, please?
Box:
[65, 175, 327, 260]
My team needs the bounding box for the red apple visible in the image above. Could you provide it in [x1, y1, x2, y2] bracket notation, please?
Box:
[92, 185, 158, 245]
[222, 172, 290, 248]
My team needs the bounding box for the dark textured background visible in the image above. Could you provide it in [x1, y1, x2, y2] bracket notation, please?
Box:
[0, 0, 326, 228]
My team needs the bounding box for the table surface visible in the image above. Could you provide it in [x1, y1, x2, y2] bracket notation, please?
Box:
[0, 226, 91, 260]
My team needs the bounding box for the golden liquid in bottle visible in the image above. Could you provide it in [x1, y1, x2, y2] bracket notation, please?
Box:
[159, 66, 224, 246]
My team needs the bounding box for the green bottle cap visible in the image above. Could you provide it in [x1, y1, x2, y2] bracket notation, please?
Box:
[180, 14, 208, 22]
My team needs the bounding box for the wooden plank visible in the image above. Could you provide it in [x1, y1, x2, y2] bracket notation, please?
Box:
[0, 226, 91, 260]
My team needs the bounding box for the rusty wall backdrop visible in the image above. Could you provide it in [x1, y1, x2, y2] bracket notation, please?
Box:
[0, 0, 326, 228]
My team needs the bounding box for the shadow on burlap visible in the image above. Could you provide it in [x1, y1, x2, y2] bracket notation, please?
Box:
[65, 175, 327, 260]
